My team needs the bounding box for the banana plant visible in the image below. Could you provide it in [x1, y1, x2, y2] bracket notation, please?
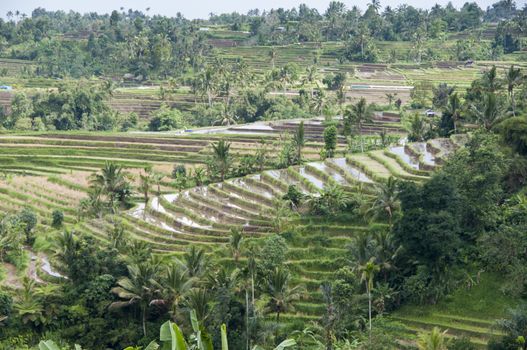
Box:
[251, 339, 297, 350]
[39, 340, 83, 350]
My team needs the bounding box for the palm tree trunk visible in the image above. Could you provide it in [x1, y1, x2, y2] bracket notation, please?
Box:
[368, 290, 372, 341]
[511, 90, 516, 116]
[251, 274, 255, 314]
[245, 289, 250, 350]
[360, 126, 364, 153]
[142, 304, 147, 337]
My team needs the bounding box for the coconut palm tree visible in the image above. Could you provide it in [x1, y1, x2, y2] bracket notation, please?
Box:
[292, 122, 305, 162]
[156, 263, 194, 321]
[89, 162, 130, 211]
[359, 258, 380, 336]
[268, 47, 277, 69]
[470, 92, 504, 130]
[200, 66, 216, 107]
[310, 87, 327, 115]
[372, 228, 402, 282]
[482, 65, 501, 93]
[186, 288, 211, 323]
[344, 97, 374, 152]
[211, 139, 231, 181]
[229, 228, 243, 263]
[110, 260, 162, 336]
[192, 167, 206, 187]
[505, 65, 522, 116]
[444, 92, 462, 133]
[417, 327, 449, 350]
[182, 246, 207, 278]
[385, 93, 397, 107]
[303, 66, 319, 98]
[14, 277, 44, 327]
[138, 168, 152, 218]
[368, 176, 400, 227]
[265, 268, 305, 323]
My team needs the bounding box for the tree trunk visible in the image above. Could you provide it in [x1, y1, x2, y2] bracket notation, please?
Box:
[142, 304, 147, 337]
[368, 290, 372, 339]
[246, 290, 250, 350]
[511, 90, 516, 116]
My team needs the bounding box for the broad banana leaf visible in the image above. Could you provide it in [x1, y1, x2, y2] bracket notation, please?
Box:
[221, 324, 228, 350]
[160, 320, 187, 350]
[275, 339, 297, 350]
[38, 340, 61, 350]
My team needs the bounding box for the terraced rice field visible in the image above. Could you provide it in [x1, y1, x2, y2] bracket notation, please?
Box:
[0, 122, 492, 346]
[88, 134, 467, 339]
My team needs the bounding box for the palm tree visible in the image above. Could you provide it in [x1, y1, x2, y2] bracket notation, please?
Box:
[385, 93, 397, 107]
[372, 228, 402, 282]
[203, 66, 217, 107]
[157, 263, 194, 321]
[186, 288, 211, 323]
[139, 168, 152, 218]
[310, 87, 327, 115]
[110, 260, 162, 336]
[268, 47, 277, 69]
[368, 177, 400, 227]
[211, 139, 231, 181]
[444, 92, 462, 133]
[505, 65, 522, 116]
[182, 246, 207, 278]
[482, 65, 501, 93]
[417, 327, 449, 350]
[14, 277, 44, 327]
[293, 122, 305, 162]
[213, 105, 238, 126]
[303, 66, 319, 98]
[89, 162, 130, 211]
[192, 167, 206, 186]
[229, 228, 243, 262]
[151, 171, 164, 198]
[344, 97, 374, 152]
[470, 92, 504, 130]
[359, 258, 380, 336]
[265, 268, 305, 323]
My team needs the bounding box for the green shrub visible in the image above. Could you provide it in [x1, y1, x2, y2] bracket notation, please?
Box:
[52, 210, 64, 228]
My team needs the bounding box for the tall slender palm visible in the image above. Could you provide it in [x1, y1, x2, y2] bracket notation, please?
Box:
[151, 171, 164, 198]
[505, 65, 522, 116]
[482, 65, 501, 93]
[200, 66, 216, 107]
[265, 268, 305, 323]
[470, 92, 504, 130]
[229, 228, 243, 263]
[182, 246, 207, 278]
[304, 66, 319, 98]
[310, 87, 327, 115]
[110, 260, 162, 337]
[368, 177, 400, 227]
[186, 288, 211, 323]
[293, 122, 305, 162]
[139, 168, 152, 218]
[157, 263, 194, 321]
[268, 47, 277, 70]
[211, 139, 231, 181]
[359, 258, 380, 336]
[372, 228, 402, 282]
[444, 92, 462, 133]
[344, 97, 374, 152]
